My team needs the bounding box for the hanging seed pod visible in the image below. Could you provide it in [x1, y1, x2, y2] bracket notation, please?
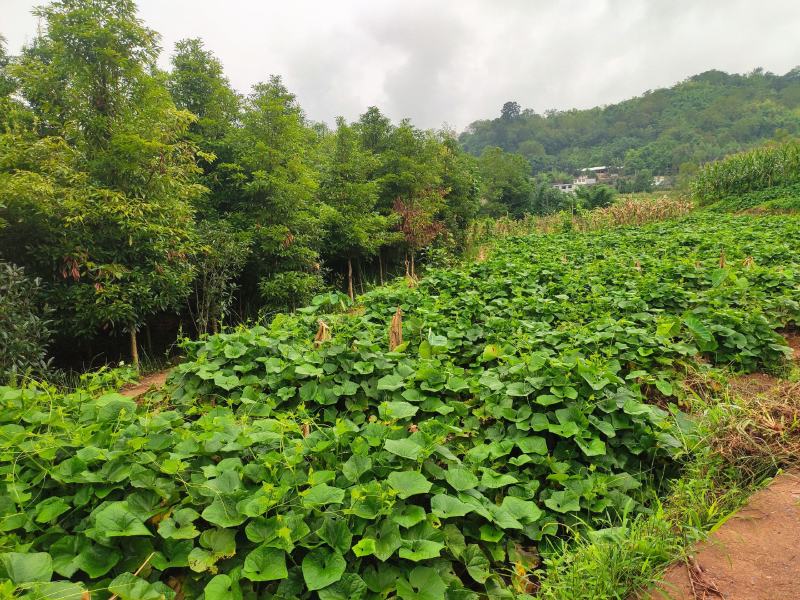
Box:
[719, 249, 726, 268]
[389, 307, 403, 351]
[313, 320, 331, 347]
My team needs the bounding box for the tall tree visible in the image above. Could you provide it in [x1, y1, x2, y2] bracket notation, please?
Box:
[477, 146, 533, 217]
[1, 0, 202, 369]
[227, 76, 324, 313]
[319, 117, 396, 298]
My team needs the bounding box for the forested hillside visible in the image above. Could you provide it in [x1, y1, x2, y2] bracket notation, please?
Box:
[460, 68, 800, 176]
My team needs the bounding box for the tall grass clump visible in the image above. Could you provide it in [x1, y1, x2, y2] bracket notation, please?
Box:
[692, 138, 800, 204]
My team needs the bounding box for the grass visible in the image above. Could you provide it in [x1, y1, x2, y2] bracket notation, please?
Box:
[531, 363, 794, 599]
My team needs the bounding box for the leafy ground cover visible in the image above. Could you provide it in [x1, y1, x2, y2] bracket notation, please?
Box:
[1, 213, 798, 599]
[705, 182, 800, 213]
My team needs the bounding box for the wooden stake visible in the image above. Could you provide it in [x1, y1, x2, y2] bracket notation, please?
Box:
[389, 307, 403, 351]
[129, 328, 140, 372]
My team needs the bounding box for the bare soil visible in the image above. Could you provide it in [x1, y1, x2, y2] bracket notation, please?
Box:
[120, 370, 169, 398]
[650, 470, 800, 600]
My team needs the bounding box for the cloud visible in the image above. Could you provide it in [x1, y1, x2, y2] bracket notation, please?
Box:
[3, 0, 800, 130]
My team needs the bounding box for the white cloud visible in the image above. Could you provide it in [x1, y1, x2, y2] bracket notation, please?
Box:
[3, 0, 799, 129]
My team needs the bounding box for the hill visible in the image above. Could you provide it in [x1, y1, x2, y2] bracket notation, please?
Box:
[459, 68, 800, 176]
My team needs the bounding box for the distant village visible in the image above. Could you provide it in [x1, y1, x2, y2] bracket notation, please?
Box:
[552, 166, 668, 193]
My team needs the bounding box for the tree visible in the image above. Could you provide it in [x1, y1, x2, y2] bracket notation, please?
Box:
[477, 146, 533, 217]
[319, 117, 395, 299]
[1, 0, 202, 369]
[393, 189, 445, 278]
[169, 39, 239, 136]
[228, 76, 324, 313]
[501, 101, 521, 120]
[575, 184, 616, 209]
[188, 220, 251, 335]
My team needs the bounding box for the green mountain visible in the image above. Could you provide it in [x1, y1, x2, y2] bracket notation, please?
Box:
[459, 68, 800, 176]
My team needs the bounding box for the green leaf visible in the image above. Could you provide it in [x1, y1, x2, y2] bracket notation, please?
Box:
[295, 363, 323, 377]
[204, 574, 239, 600]
[544, 490, 581, 513]
[384, 438, 423, 460]
[242, 546, 287, 582]
[317, 518, 353, 554]
[202, 497, 245, 527]
[392, 504, 427, 528]
[517, 436, 548, 455]
[302, 483, 346, 507]
[445, 467, 479, 491]
[379, 401, 418, 420]
[352, 538, 377, 557]
[431, 494, 473, 518]
[463, 545, 491, 583]
[157, 508, 200, 539]
[318, 573, 368, 600]
[214, 373, 240, 390]
[93, 502, 152, 537]
[399, 540, 444, 562]
[387, 471, 432, 499]
[396, 566, 447, 600]
[377, 374, 405, 391]
[302, 548, 346, 591]
[0, 552, 53, 584]
[500, 496, 542, 524]
[108, 573, 167, 600]
[34, 497, 70, 523]
[342, 455, 372, 482]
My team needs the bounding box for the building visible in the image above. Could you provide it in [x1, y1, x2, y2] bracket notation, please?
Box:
[552, 166, 617, 193]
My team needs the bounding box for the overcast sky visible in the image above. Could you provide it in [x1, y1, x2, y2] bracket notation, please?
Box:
[3, 0, 800, 130]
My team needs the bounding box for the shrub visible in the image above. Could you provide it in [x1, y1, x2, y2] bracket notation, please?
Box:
[0, 262, 51, 381]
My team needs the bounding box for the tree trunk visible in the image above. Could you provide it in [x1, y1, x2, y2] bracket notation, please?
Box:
[145, 324, 153, 355]
[347, 258, 354, 300]
[211, 317, 219, 335]
[378, 252, 384, 286]
[411, 252, 416, 279]
[129, 327, 140, 372]
[358, 260, 365, 295]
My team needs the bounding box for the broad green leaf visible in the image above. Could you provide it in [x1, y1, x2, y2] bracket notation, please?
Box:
[396, 566, 447, 600]
[384, 438, 423, 460]
[444, 467, 478, 491]
[392, 504, 427, 528]
[318, 573, 368, 600]
[317, 518, 352, 554]
[379, 401, 418, 420]
[302, 483, 346, 507]
[243, 546, 287, 582]
[302, 548, 346, 591]
[108, 573, 167, 600]
[202, 497, 246, 527]
[463, 545, 491, 583]
[387, 471, 432, 499]
[0, 552, 53, 584]
[377, 374, 405, 391]
[34, 497, 70, 523]
[399, 540, 444, 562]
[93, 502, 152, 537]
[431, 494, 473, 518]
[342, 455, 372, 482]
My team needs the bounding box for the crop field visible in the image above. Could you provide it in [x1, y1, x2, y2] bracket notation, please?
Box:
[1, 213, 799, 599]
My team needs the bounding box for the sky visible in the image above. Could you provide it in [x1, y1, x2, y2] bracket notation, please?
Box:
[3, 0, 800, 131]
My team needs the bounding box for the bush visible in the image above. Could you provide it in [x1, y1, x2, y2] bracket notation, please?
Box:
[0, 262, 51, 381]
[692, 139, 800, 204]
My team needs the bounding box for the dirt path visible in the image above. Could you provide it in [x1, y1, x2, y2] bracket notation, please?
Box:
[120, 369, 170, 398]
[650, 470, 800, 599]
